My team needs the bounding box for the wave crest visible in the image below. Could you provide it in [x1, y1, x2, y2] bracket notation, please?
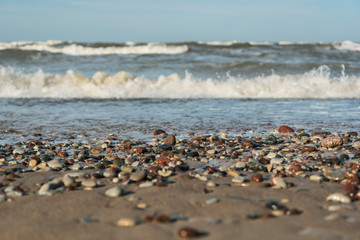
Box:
[0, 41, 188, 56]
[0, 66, 359, 98]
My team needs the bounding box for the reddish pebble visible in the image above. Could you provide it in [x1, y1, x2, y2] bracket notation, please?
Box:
[278, 125, 294, 133]
[178, 227, 201, 238]
[58, 152, 68, 158]
[251, 174, 263, 182]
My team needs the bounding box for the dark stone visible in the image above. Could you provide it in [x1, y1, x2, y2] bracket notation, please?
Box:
[187, 151, 199, 157]
[340, 154, 350, 161]
[265, 134, 277, 145]
[157, 144, 173, 152]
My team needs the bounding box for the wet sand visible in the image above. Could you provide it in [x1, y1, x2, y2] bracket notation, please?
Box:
[1, 127, 360, 240]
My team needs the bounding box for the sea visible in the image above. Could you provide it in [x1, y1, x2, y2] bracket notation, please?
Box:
[0, 40, 360, 142]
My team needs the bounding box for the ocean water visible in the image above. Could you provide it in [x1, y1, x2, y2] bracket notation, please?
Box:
[0, 40, 360, 141]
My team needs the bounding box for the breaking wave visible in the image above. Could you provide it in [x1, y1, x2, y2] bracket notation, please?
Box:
[0, 66, 359, 99]
[333, 41, 360, 52]
[0, 40, 188, 56]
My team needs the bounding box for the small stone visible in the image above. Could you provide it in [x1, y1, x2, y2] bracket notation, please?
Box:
[324, 171, 345, 181]
[309, 175, 323, 183]
[178, 227, 201, 238]
[271, 177, 287, 189]
[47, 159, 64, 170]
[352, 141, 360, 149]
[63, 175, 75, 187]
[232, 176, 245, 183]
[278, 125, 294, 133]
[153, 129, 167, 136]
[139, 181, 154, 188]
[265, 134, 278, 145]
[103, 171, 117, 178]
[251, 174, 263, 182]
[301, 145, 316, 152]
[206, 181, 217, 188]
[326, 193, 351, 204]
[227, 171, 240, 177]
[116, 218, 137, 227]
[321, 137, 343, 148]
[205, 198, 220, 204]
[105, 186, 125, 197]
[164, 134, 176, 146]
[82, 180, 97, 188]
[130, 169, 146, 182]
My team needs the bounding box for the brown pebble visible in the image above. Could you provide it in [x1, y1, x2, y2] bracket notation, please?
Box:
[153, 214, 172, 223]
[278, 125, 294, 133]
[178, 227, 201, 238]
[321, 137, 343, 148]
[164, 134, 176, 146]
[251, 174, 263, 182]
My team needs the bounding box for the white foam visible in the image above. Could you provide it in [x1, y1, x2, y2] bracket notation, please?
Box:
[0, 66, 359, 99]
[198, 41, 237, 46]
[334, 41, 360, 52]
[0, 41, 188, 55]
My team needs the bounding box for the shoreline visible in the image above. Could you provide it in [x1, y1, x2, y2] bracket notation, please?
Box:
[1, 126, 360, 239]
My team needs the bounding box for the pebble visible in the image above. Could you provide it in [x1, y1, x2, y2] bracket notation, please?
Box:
[81, 180, 97, 188]
[63, 175, 75, 187]
[130, 169, 146, 182]
[326, 193, 351, 204]
[323, 171, 345, 181]
[206, 198, 220, 204]
[105, 186, 125, 197]
[321, 137, 343, 148]
[164, 134, 176, 146]
[178, 227, 201, 238]
[116, 218, 137, 227]
[309, 175, 323, 183]
[232, 176, 245, 183]
[47, 159, 64, 170]
[271, 177, 287, 189]
[139, 181, 154, 188]
[352, 141, 360, 149]
[278, 125, 294, 133]
[206, 181, 217, 188]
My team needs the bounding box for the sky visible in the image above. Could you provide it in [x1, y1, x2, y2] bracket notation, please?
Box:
[0, 0, 359, 43]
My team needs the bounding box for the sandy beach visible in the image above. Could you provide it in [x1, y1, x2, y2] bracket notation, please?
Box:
[1, 126, 360, 240]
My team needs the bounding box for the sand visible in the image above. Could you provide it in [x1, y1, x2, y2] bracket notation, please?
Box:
[1, 128, 360, 240]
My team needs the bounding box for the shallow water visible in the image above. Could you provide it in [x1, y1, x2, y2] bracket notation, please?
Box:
[1, 98, 359, 143]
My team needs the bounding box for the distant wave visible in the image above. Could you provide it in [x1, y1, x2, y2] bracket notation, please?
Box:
[0, 65, 359, 99]
[0, 40, 188, 56]
[333, 41, 360, 52]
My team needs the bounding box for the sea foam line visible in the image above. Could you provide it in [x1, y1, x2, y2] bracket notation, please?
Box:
[0, 66, 359, 99]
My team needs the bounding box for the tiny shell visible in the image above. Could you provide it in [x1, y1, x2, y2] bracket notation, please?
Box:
[326, 193, 351, 204]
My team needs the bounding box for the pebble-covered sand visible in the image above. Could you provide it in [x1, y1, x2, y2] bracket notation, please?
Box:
[1, 125, 360, 240]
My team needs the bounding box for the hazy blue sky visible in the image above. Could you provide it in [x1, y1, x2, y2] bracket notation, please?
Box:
[1, 0, 359, 42]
